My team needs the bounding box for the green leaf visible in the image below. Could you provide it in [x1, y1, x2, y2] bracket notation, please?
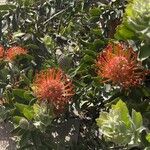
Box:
[24, 91, 34, 101]
[83, 55, 95, 63]
[13, 89, 26, 99]
[26, 44, 39, 49]
[115, 24, 135, 40]
[13, 116, 23, 124]
[20, 74, 31, 85]
[91, 28, 102, 37]
[83, 50, 97, 57]
[146, 133, 150, 143]
[0, 4, 16, 10]
[139, 44, 150, 59]
[90, 7, 101, 16]
[142, 87, 150, 97]
[16, 0, 35, 6]
[15, 103, 30, 112]
[23, 108, 34, 120]
[33, 104, 40, 114]
[13, 89, 34, 101]
[41, 35, 53, 47]
[0, 10, 8, 16]
[13, 31, 25, 38]
[15, 103, 34, 120]
[112, 100, 130, 127]
[93, 39, 105, 50]
[132, 109, 143, 129]
[96, 112, 108, 127]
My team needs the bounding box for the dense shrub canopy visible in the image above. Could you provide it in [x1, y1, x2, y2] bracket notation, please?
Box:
[0, 0, 150, 149]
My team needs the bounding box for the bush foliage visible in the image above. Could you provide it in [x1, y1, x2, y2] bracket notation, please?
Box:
[0, 0, 150, 149]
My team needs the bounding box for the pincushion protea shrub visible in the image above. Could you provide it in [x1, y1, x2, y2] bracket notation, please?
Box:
[0, 0, 149, 149]
[33, 68, 74, 114]
[5, 46, 28, 61]
[96, 42, 148, 89]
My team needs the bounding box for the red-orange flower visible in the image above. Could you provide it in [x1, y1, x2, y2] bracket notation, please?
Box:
[0, 45, 4, 59]
[96, 43, 147, 89]
[5, 46, 27, 61]
[33, 68, 74, 113]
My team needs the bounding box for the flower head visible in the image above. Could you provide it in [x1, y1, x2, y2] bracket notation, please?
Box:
[0, 45, 4, 59]
[5, 46, 27, 61]
[33, 68, 74, 113]
[96, 43, 147, 89]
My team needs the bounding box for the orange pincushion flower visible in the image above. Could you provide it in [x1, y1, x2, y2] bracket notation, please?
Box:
[33, 68, 74, 113]
[96, 43, 147, 89]
[6, 46, 27, 61]
[0, 45, 4, 59]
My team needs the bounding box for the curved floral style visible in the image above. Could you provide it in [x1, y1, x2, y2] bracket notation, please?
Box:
[0, 45, 4, 59]
[96, 43, 147, 89]
[33, 68, 74, 113]
[5, 46, 28, 61]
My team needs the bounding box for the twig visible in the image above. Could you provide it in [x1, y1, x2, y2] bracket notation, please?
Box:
[43, 7, 70, 25]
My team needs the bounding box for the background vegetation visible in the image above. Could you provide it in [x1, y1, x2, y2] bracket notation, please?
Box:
[0, 0, 150, 149]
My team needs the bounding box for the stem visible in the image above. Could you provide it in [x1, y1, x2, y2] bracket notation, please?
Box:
[43, 7, 70, 25]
